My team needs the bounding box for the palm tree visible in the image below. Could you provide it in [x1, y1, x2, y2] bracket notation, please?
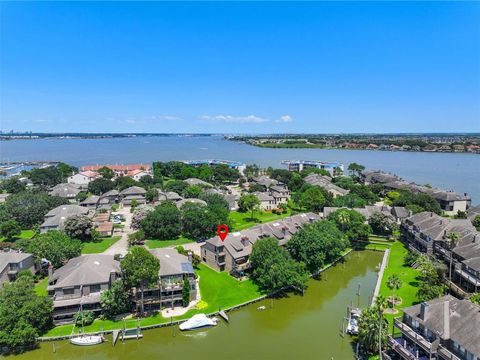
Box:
[446, 232, 459, 284]
[338, 210, 350, 232]
[391, 227, 400, 242]
[386, 274, 403, 309]
[358, 295, 388, 356]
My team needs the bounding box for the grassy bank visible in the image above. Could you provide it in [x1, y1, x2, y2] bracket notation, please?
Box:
[229, 209, 292, 231]
[146, 236, 194, 249]
[379, 241, 419, 325]
[81, 236, 121, 254]
[44, 263, 262, 337]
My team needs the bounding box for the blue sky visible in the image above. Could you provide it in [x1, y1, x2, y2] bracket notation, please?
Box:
[1, 1, 479, 133]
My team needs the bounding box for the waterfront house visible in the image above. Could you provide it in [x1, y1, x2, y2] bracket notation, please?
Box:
[0, 252, 35, 286]
[49, 183, 82, 200]
[120, 186, 146, 206]
[322, 205, 409, 224]
[80, 164, 152, 178]
[360, 170, 471, 215]
[388, 295, 480, 360]
[303, 173, 349, 197]
[402, 211, 480, 294]
[47, 254, 120, 322]
[253, 191, 276, 211]
[201, 213, 320, 277]
[138, 248, 197, 312]
[67, 171, 99, 186]
[40, 205, 90, 233]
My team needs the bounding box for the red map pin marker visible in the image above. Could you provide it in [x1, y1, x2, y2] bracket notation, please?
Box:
[217, 224, 229, 242]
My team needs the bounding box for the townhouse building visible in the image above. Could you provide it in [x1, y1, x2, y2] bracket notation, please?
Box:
[389, 295, 480, 360]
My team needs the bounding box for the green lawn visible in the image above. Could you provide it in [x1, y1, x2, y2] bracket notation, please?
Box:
[81, 236, 121, 254]
[146, 236, 194, 249]
[229, 209, 292, 230]
[0, 229, 36, 242]
[44, 263, 262, 337]
[379, 241, 420, 326]
[34, 277, 49, 297]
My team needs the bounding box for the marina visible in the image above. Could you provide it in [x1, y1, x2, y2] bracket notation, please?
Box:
[13, 250, 383, 360]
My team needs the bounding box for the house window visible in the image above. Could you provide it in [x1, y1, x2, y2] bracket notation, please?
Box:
[63, 288, 74, 295]
[90, 284, 101, 293]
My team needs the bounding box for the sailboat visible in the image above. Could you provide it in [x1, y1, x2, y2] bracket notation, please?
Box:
[70, 304, 104, 346]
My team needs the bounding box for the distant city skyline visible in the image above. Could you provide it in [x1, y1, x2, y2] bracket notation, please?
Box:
[1, 1, 479, 133]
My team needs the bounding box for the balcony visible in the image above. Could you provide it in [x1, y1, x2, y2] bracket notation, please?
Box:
[455, 267, 480, 287]
[437, 345, 461, 360]
[235, 261, 250, 271]
[394, 318, 433, 353]
[388, 336, 418, 360]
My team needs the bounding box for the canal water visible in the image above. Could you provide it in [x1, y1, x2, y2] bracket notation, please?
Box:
[15, 251, 383, 360]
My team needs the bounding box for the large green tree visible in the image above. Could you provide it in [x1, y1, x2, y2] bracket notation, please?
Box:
[88, 178, 114, 195]
[64, 215, 94, 242]
[0, 220, 21, 241]
[98, 166, 115, 180]
[368, 212, 396, 236]
[299, 186, 327, 212]
[2, 191, 68, 228]
[250, 237, 309, 292]
[347, 162, 365, 177]
[0, 275, 53, 352]
[180, 202, 215, 240]
[238, 194, 260, 219]
[287, 220, 348, 274]
[416, 256, 447, 302]
[28, 231, 82, 268]
[28, 166, 63, 187]
[327, 209, 371, 243]
[141, 202, 181, 240]
[100, 279, 132, 319]
[56, 162, 78, 181]
[0, 177, 26, 194]
[121, 247, 160, 316]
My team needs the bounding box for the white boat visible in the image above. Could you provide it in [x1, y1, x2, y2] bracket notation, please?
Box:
[179, 314, 218, 331]
[70, 335, 104, 346]
[346, 308, 361, 335]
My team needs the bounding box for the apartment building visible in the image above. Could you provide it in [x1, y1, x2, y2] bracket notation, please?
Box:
[389, 295, 480, 360]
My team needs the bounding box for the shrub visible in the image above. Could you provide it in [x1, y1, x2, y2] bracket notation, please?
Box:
[73, 310, 95, 326]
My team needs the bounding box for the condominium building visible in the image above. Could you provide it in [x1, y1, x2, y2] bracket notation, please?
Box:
[389, 295, 480, 360]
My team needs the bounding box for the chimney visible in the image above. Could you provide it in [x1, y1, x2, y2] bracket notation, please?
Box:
[48, 264, 53, 278]
[420, 302, 429, 320]
[443, 300, 450, 339]
[109, 270, 116, 284]
[188, 251, 193, 264]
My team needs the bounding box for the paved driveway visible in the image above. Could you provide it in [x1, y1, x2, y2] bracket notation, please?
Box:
[103, 207, 132, 256]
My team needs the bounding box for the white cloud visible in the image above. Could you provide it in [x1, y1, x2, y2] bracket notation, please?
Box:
[276, 115, 293, 123]
[199, 114, 269, 124]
